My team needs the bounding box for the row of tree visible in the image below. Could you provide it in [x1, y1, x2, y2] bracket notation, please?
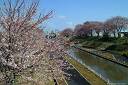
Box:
[61, 16, 128, 38]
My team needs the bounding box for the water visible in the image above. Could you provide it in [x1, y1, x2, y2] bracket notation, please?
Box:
[68, 47, 128, 84]
[66, 68, 90, 85]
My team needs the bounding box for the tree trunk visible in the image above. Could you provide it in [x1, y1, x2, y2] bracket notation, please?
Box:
[53, 78, 58, 85]
[97, 32, 100, 37]
[118, 33, 121, 38]
[113, 32, 116, 37]
[91, 30, 93, 37]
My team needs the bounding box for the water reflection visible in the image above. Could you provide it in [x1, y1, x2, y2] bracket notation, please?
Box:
[66, 68, 90, 85]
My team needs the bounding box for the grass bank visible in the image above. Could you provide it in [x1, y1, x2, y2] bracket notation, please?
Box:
[70, 37, 128, 57]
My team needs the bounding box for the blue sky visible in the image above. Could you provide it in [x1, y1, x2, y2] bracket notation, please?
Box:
[40, 0, 128, 31]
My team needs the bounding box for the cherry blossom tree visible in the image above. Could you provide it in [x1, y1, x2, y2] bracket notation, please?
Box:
[60, 28, 73, 37]
[92, 22, 103, 37]
[74, 22, 103, 37]
[74, 24, 83, 36]
[105, 16, 128, 37]
[83, 21, 95, 37]
[74, 25, 89, 37]
[0, 0, 69, 85]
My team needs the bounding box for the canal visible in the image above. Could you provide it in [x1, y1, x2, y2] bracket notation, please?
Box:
[67, 47, 128, 84]
[66, 68, 90, 85]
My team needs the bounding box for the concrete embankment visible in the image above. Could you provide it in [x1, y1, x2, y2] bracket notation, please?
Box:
[72, 46, 128, 68]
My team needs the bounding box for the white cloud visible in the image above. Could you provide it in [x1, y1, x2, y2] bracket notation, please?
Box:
[58, 15, 67, 19]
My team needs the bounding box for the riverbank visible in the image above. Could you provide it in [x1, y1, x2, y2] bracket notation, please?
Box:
[73, 45, 128, 68]
[70, 37, 128, 57]
[57, 78, 68, 85]
[64, 56, 107, 85]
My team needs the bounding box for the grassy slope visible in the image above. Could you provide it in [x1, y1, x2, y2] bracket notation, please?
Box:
[71, 37, 128, 56]
[57, 79, 68, 85]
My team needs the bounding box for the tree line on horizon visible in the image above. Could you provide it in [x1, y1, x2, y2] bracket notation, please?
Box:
[61, 16, 128, 38]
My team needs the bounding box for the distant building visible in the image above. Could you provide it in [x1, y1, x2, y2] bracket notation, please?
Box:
[119, 32, 128, 37]
[45, 31, 57, 39]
